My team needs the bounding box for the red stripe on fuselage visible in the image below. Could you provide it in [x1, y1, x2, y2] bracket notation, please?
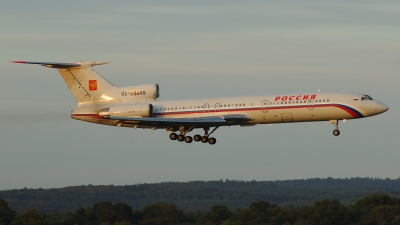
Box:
[155, 103, 362, 118]
[70, 103, 362, 119]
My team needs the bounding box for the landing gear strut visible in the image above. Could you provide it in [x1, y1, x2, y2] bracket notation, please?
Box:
[330, 120, 340, 136]
[201, 127, 218, 145]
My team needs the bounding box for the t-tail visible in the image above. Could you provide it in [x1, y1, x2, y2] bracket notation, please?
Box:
[12, 61, 160, 105]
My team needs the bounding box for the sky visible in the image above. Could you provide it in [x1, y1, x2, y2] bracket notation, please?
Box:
[0, 1, 399, 190]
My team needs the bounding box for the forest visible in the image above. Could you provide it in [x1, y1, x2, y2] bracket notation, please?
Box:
[1, 177, 400, 213]
[2, 193, 400, 225]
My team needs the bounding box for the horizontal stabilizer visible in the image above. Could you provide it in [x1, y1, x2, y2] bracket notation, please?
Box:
[12, 61, 109, 69]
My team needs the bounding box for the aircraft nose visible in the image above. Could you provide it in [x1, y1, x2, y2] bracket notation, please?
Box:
[375, 102, 389, 115]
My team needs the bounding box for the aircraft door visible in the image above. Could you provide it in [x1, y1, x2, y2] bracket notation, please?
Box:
[281, 113, 293, 121]
[215, 103, 221, 112]
[308, 99, 315, 110]
[261, 100, 268, 112]
[203, 103, 210, 115]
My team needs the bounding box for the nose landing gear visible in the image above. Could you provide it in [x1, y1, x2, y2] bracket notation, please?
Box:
[329, 120, 340, 136]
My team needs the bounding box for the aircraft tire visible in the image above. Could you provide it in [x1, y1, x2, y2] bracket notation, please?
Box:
[208, 137, 216, 145]
[169, 133, 178, 140]
[185, 136, 193, 143]
[177, 134, 185, 142]
[201, 136, 208, 143]
[333, 130, 340, 136]
[193, 135, 201, 142]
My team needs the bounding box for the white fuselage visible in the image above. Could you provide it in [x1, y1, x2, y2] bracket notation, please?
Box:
[71, 92, 388, 129]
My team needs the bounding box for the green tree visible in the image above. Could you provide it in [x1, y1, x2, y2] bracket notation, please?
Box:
[351, 194, 400, 224]
[113, 203, 133, 223]
[85, 201, 116, 225]
[141, 202, 184, 225]
[68, 208, 85, 225]
[10, 208, 52, 225]
[0, 199, 16, 225]
[233, 201, 289, 225]
[310, 199, 348, 225]
[203, 205, 232, 225]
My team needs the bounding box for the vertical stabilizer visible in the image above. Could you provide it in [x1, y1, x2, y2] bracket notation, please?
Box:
[58, 64, 118, 104]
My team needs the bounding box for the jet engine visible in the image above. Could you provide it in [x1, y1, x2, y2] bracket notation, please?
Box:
[119, 84, 159, 100]
[99, 103, 153, 117]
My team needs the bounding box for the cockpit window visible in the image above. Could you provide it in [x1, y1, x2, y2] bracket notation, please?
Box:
[362, 95, 373, 100]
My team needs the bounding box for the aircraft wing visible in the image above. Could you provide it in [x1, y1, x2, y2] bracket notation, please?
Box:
[109, 114, 252, 127]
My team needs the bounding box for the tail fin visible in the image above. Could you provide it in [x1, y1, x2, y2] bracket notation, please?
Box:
[13, 61, 119, 104]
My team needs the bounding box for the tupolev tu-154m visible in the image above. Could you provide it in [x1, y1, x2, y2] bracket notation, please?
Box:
[13, 61, 389, 145]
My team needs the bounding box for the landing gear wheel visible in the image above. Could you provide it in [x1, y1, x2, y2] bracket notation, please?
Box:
[333, 130, 340, 136]
[185, 136, 193, 143]
[208, 137, 217, 145]
[169, 133, 178, 140]
[201, 136, 208, 143]
[193, 135, 201, 142]
[177, 134, 185, 142]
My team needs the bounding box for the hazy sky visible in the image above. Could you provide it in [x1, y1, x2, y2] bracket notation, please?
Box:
[1, 1, 399, 190]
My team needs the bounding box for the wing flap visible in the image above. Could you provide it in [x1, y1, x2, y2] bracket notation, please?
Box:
[108, 114, 252, 127]
[221, 114, 251, 121]
[110, 116, 227, 124]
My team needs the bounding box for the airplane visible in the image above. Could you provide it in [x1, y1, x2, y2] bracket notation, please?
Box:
[13, 61, 389, 145]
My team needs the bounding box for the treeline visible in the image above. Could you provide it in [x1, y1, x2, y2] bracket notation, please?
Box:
[1, 178, 400, 213]
[2, 193, 400, 225]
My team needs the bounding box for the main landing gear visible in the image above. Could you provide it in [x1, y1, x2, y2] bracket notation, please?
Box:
[330, 120, 340, 136]
[169, 127, 219, 145]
